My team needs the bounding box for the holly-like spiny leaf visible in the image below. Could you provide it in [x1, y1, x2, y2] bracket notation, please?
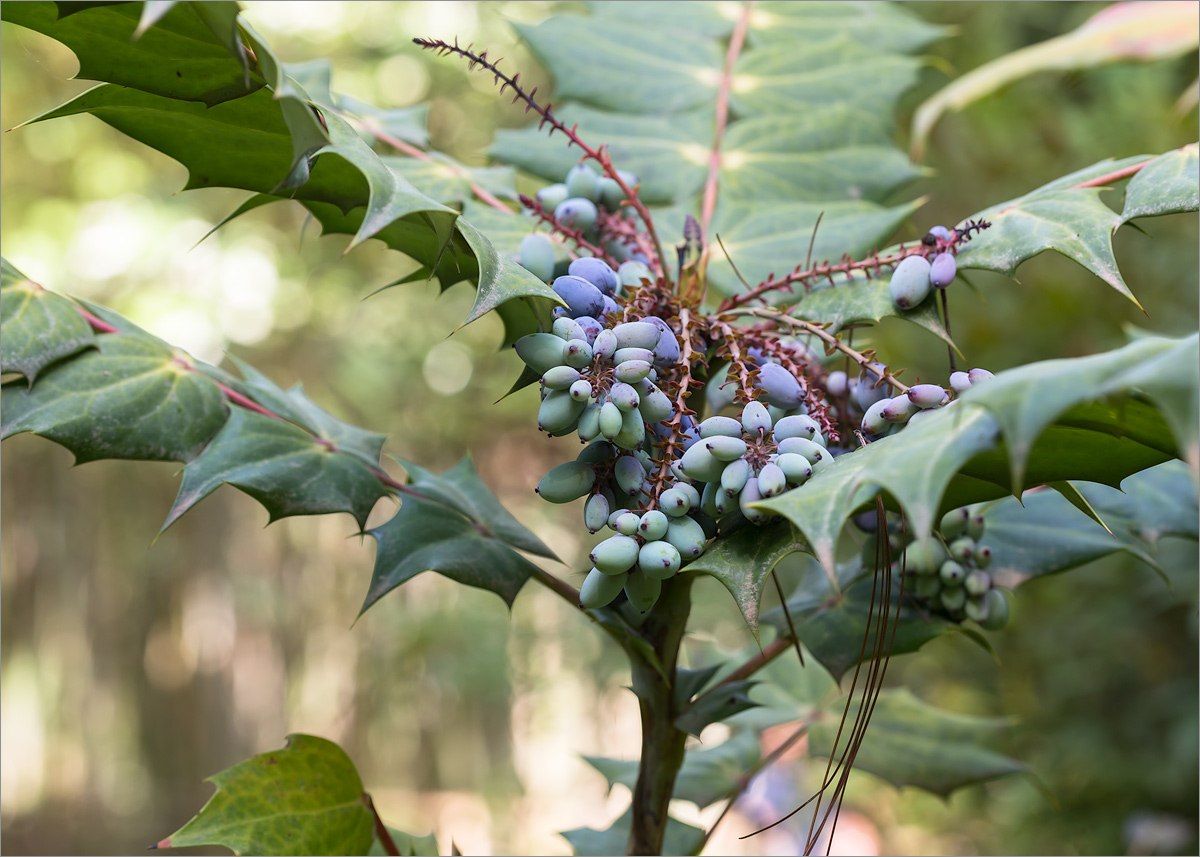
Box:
[1, 333, 228, 464]
[514, 17, 723, 116]
[952, 153, 1164, 309]
[1120, 143, 1199, 224]
[363, 493, 541, 615]
[157, 734, 374, 856]
[397, 455, 557, 560]
[1, 1, 259, 107]
[584, 730, 760, 811]
[980, 460, 1199, 590]
[675, 678, 760, 738]
[223, 354, 386, 471]
[0, 258, 95, 383]
[808, 688, 1025, 797]
[758, 334, 1195, 579]
[685, 517, 808, 636]
[163, 408, 390, 532]
[559, 806, 704, 857]
[706, 197, 922, 298]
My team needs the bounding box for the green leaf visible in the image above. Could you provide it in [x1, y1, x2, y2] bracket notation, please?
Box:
[675, 679, 760, 738]
[809, 688, 1025, 796]
[706, 198, 921, 297]
[1, 333, 228, 463]
[585, 730, 760, 811]
[453, 213, 564, 329]
[747, 2, 946, 53]
[758, 334, 1196, 577]
[397, 455, 558, 560]
[0, 258, 95, 383]
[224, 354, 386, 470]
[789, 270, 954, 346]
[730, 38, 922, 125]
[340, 96, 429, 148]
[369, 828, 439, 857]
[980, 461, 1198, 589]
[1120, 143, 1200, 224]
[560, 806, 704, 857]
[760, 559, 959, 680]
[158, 734, 374, 856]
[163, 408, 390, 532]
[490, 104, 712, 206]
[910, 2, 1199, 160]
[673, 663, 723, 709]
[514, 17, 722, 115]
[720, 111, 924, 204]
[385, 153, 517, 207]
[953, 155, 1157, 308]
[686, 518, 808, 636]
[363, 494, 540, 615]
[2, 1, 261, 106]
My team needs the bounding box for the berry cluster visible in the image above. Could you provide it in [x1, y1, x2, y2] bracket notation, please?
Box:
[855, 366, 995, 438]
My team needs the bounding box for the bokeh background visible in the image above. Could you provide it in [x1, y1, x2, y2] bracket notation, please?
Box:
[2, 2, 1197, 854]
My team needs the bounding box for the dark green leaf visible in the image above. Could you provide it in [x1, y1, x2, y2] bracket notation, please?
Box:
[2, 1, 260, 106]
[369, 828, 439, 857]
[454, 213, 564, 328]
[1120, 143, 1199, 223]
[0, 258, 95, 382]
[163, 408, 390, 531]
[809, 688, 1025, 796]
[560, 806, 704, 857]
[224, 354, 386, 470]
[675, 679, 759, 737]
[686, 518, 808, 635]
[981, 461, 1198, 589]
[585, 730, 760, 811]
[158, 734, 374, 856]
[673, 663, 723, 709]
[759, 334, 1197, 577]
[953, 155, 1158, 308]
[397, 455, 557, 560]
[363, 494, 540, 615]
[2, 333, 227, 463]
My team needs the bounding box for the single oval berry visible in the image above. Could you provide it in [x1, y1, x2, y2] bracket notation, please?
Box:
[889, 255, 932, 310]
[929, 252, 957, 289]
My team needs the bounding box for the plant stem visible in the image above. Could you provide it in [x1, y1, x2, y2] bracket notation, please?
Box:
[627, 574, 695, 856]
[363, 793, 400, 856]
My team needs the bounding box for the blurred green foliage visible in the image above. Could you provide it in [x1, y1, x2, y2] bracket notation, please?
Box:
[1, 2, 1195, 855]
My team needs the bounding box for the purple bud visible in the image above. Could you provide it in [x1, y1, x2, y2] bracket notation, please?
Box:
[755, 362, 804, 409]
[907, 384, 950, 409]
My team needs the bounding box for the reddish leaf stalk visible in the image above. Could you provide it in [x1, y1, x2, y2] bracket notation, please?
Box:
[355, 117, 514, 213]
[699, 1, 754, 243]
[363, 793, 400, 857]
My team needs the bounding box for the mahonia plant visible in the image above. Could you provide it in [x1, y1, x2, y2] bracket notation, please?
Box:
[2, 3, 1197, 857]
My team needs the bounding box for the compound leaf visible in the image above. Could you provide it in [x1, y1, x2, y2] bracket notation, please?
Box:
[0, 258, 95, 383]
[686, 518, 807, 636]
[398, 455, 557, 560]
[585, 730, 760, 811]
[1, 333, 228, 464]
[164, 408, 389, 532]
[157, 734, 374, 856]
[809, 688, 1025, 796]
[1120, 143, 1200, 224]
[363, 494, 540, 615]
[560, 807, 703, 857]
[2, 1, 260, 107]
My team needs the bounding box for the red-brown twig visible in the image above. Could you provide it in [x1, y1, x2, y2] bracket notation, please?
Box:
[414, 37, 668, 277]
